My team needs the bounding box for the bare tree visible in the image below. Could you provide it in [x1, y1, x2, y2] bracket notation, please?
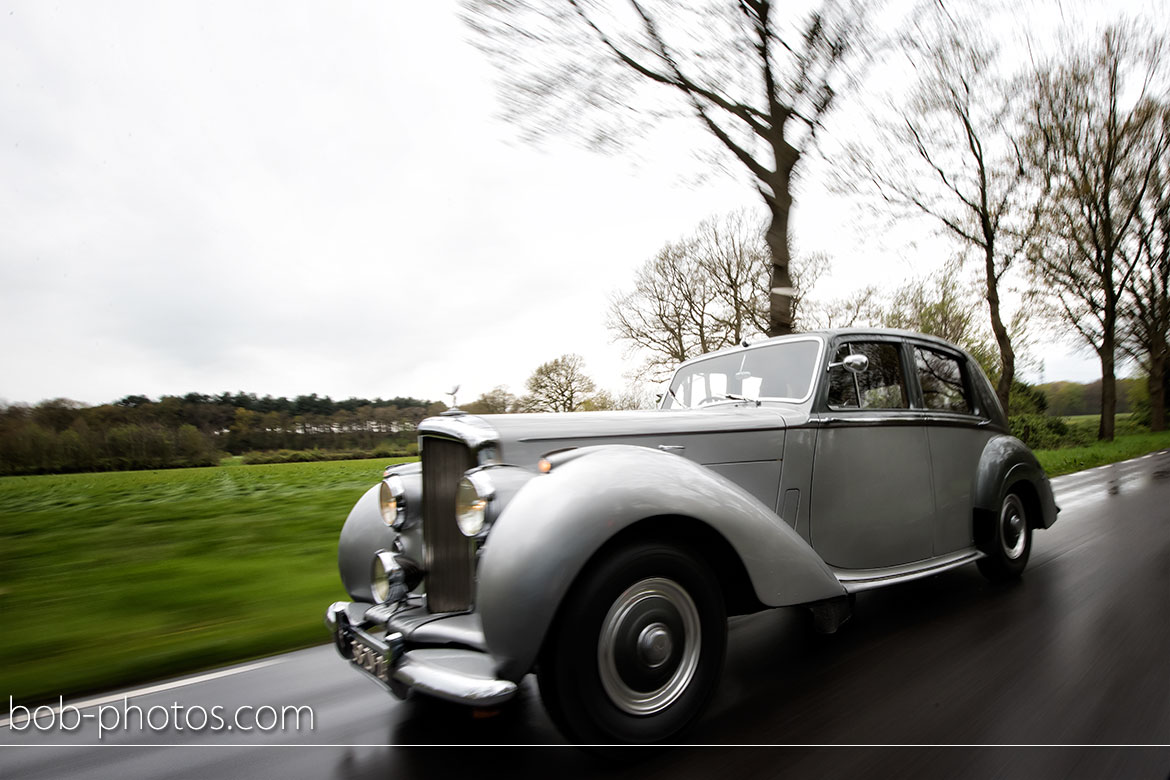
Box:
[798, 283, 881, 329]
[462, 385, 520, 414]
[1027, 25, 1166, 440]
[608, 237, 724, 379]
[607, 211, 823, 379]
[841, 7, 1038, 412]
[1121, 107, 1170, 430]
[463, 0, 871, 337]
[520, 354, 599, 412]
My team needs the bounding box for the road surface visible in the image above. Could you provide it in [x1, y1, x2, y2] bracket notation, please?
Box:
[2, 452, 1169, 778]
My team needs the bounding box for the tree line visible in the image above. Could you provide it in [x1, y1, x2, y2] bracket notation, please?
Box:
[0, 393, 444, 475]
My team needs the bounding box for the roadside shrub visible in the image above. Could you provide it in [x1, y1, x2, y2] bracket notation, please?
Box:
[1008, 381, 1049, 416]
[1010, 414, 1074, 450]
[240, 447, 417, 465]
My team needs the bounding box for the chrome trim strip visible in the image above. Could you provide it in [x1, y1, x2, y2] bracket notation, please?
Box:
[518, 425, 786, 443]
[833, 549, 986, 593]
[815, 414, 1000, 431]
[817, 416, 920, 425]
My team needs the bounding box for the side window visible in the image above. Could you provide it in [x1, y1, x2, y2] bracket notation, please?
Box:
[915, 347, 972, 414]
[827, 342, 909, 410]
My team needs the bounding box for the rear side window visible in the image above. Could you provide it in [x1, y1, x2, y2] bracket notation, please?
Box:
[827, 342, 909, 409]
[915, 347, 972, 414]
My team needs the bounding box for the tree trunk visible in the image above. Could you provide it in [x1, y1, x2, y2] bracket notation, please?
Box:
[764, 216, 794, 337]
[764, 148, 799, 337]
[1149, 352, 1167, 432]
[1162, 368, 1170, 431]
[1098, 331, 1117, 441]
[984, 246, 1015, 414]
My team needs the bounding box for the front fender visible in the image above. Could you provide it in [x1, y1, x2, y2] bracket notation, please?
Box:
[477, 445, 845, 681]
[973, 434, 1058, 529]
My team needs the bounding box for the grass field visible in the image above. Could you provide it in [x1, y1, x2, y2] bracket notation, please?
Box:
[1061, 412, 1133, 426]
[1034, 429, 1170, 476]
[0, 458, 412, 704]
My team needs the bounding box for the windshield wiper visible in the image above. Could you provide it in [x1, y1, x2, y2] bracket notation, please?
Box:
[699, 393, 760, 407]
[667, 385, 689, 409]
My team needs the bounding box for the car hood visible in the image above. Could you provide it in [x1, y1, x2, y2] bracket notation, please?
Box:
[420, 405, 800, 468]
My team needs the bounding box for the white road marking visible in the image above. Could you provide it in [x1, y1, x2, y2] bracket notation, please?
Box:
[1, 658, 283, 728]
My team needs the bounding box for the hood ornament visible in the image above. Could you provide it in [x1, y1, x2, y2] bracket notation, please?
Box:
[441, 384, 465, 416]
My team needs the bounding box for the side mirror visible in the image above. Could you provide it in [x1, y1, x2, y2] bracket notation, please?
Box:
[828, 354, 869, 374]
[844, 354, 869, 374]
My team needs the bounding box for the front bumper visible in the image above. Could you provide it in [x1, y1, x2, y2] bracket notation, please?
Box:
[324, 600, 518, 708]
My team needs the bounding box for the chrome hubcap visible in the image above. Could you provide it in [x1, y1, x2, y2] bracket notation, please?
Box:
[598, 577, 700, 715]
[637, 623, 673, 668]
[1001, 494, 1027, 560]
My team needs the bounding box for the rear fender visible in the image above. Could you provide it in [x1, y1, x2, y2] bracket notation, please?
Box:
[972, 435, 1059, 534]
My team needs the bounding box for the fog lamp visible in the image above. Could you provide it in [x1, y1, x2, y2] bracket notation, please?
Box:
[371, 551, 408, 605]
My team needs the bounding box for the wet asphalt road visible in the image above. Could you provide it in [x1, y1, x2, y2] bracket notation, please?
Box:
[2, 452, 1169, 778]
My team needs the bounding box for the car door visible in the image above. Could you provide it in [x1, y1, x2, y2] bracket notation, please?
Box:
[912, 343, 996, 555]
[809, 339, 936, 569]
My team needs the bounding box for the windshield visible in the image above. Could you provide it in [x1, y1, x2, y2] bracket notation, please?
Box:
[662, 338, 822, 409]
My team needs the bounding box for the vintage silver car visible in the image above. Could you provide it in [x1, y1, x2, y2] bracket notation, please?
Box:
[324, 329, 1058, 744]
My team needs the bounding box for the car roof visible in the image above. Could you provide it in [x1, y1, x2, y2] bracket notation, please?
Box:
[806, 328, 968, 352]
[672, 329, 969, 372]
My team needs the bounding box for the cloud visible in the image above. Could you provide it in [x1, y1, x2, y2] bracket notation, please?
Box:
[0, 1, 1107, 408]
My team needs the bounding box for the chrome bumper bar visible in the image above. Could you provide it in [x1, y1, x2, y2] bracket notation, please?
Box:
[325, 601, 518, 708]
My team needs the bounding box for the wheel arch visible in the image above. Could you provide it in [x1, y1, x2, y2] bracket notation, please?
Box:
[573, 514, 765, 619]
[972, 435, 1058, 541]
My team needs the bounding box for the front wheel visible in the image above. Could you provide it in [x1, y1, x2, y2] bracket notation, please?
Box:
[978, 491, 1032, 582]
[537, 541, 726, 744]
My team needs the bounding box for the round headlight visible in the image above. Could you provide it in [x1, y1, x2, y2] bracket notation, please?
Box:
[455, 476, 489, 537]
[379, 477, 405, 529]
[371, 550, 407, 605]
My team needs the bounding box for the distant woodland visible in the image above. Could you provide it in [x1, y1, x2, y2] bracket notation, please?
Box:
[0, 393, 445, 475]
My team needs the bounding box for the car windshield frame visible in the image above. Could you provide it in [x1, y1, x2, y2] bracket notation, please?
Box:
[662, 336, 825, 409]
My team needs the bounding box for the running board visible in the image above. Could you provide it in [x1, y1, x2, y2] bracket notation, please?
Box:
[833, 549, 986, 594]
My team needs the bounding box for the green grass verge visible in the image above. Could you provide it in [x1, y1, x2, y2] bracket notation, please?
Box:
[1034, 429, 1170, 477]
[1061, 413, 1134, 426]
[0, 457, 414, 704]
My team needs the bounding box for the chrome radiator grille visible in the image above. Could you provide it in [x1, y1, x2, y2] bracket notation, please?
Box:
[421, 435, 477, 613]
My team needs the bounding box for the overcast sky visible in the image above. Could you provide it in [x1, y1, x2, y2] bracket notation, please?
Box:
[0, 1, 1158, 407]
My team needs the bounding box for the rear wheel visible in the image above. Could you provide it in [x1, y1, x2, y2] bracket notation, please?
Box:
[537, 541, 726, 744]
[978, 491, 1031, 582]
